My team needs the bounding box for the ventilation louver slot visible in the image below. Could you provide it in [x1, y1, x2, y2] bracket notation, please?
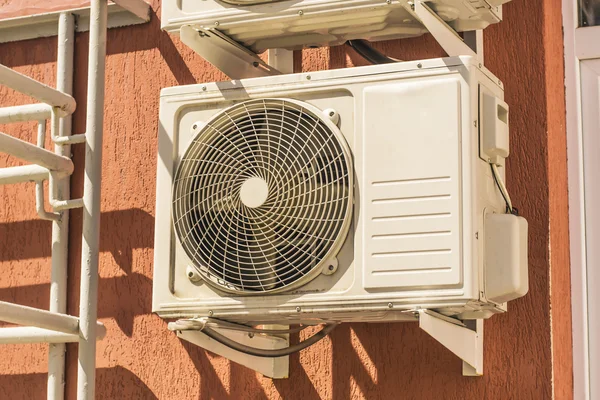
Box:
[172, 98, 353, 294]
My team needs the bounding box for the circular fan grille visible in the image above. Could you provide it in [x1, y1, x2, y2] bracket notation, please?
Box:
[172, 98, 353, 294]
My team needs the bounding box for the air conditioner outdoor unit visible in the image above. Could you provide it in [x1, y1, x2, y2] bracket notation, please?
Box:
[153, 56, 527, 335]
[161, 0, 510, 51]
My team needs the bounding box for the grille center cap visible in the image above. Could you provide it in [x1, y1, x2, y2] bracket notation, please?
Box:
[240, 177, 269, 208]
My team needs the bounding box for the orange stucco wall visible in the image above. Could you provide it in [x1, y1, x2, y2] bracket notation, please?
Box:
[0, 0, 572, 399]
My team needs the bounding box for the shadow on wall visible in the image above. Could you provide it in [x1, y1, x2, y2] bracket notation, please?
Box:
[0, 208, 154, 336]
[0, 366, 157, 400]
[179, 321, 467, 399]
[0, 208, 153, 266]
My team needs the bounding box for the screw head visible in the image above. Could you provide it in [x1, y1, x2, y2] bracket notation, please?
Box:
[192, 124, 198, 130]
[186, 265, 202, 282]
[388, 303, 393, 309]
[202, 86, 207, 91]
[328, 264, 335, 271]
[417, 63, 422, 68]
[386, 0, 392, 3]
[298, 10, 304, 15]
[252, 61, 259, 68]
[214, 21, 220, 26]
[296, 306, 301, 312]
[208, 310, 213, 316]
[306, 75, 311, 80]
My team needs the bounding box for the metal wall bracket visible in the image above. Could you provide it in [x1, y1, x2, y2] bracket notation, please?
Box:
[407, 1, 479, 59]
[180, 25, 281, 80]
[267, 48, 294, 74]
[171, 319, 290, 379]
[418, 310, 483, 376]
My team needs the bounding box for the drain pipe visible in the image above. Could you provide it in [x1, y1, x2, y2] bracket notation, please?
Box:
[47, 12, 75, 400]
[77, 0, 107, 398]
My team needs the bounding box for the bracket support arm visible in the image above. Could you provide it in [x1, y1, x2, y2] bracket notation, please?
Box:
[407, 1, 477, 59]
[180, 25, 281, 80]
[170, 318, 290, 379]
[418, 310, 483, 376]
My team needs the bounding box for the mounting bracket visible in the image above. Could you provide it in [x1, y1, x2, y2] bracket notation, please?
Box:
[169, 318, 290, 379]
[406, 1, 482, 60]
[180, 25, 281, 80]
[418, 310, 484, 376]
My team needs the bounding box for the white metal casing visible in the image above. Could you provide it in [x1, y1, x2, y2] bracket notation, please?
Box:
[161, 0, 508, 51]
[153, 56, 521, 324]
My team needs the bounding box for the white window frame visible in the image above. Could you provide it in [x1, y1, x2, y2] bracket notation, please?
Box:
[563, 1, 600, 399]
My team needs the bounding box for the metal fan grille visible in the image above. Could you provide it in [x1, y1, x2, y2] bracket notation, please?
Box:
[172, 98, 353, 294]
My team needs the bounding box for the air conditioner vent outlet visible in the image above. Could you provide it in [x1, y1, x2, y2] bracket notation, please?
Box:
[172, 98, 353, 294]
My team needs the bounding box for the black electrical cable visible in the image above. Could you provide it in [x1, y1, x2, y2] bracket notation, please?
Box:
[490, 163, 518, 215]
[201, 323, 339, 358]
[346, 39, 400, 65]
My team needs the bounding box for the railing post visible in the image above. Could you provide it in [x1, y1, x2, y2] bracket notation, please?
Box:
[77, 0, 107, 398]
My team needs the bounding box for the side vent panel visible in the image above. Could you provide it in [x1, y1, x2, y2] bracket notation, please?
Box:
[362, 78, 463, 290]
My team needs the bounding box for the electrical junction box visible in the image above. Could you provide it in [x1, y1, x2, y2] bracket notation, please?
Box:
[161, 0, 512, 51]
[152, 56, 529, 325]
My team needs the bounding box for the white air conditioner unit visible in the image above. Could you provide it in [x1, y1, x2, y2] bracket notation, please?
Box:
[161, 0, 510, 51]
[153, 56, 528, 328]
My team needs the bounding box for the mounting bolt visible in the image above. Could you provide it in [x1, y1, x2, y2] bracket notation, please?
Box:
[296, 306, 301, 312]
[248, 333, 255, 338]
[208, 310, 213, 316]
[186, 266, 202, 283]
[202, 86, 207, 91]
[386, 0, 392, 3]
[214, 21, 220, 26]
[298, 10, 304, 15]
[388, 303, 393, 309]
[252, 61, 260, 68]
[306, 75, 311, 80]
[321, 257, 339, 275]
[323, 108, 340, 125]
[417, 63, 422, 68]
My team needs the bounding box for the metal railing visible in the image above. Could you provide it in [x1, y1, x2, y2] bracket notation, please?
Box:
[0, 2, 107, 399]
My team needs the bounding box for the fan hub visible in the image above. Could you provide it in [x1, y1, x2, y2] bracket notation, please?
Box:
[240, 177, 269, 208]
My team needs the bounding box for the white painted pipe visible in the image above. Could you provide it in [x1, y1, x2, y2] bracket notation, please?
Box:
[0, 301, 79, 334]
[0, 103, 52, 124]
[0, 131, 74, 174]
[0, 165, 48, 184]
[49, 171, 84, 211]
[0, 326, 107, 345]
[0, 64, 76, 116]
[0, 327, 79, 344]
[53, 133, 86, 145]
[35, 121, 60, 222]
[48, 114, 84, 211]
[49, 13, 75, 400]
[77, 1, 107, 398]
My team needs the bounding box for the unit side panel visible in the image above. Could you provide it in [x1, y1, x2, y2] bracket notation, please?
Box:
[361, 77, 464, 290]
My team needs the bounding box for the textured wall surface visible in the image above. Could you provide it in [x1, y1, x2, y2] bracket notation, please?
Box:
[0, 0, 571, 399]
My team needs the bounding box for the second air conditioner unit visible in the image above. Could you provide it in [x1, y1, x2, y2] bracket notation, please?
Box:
[153, 56, 528, 327]
[161, 0, 510, 51]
